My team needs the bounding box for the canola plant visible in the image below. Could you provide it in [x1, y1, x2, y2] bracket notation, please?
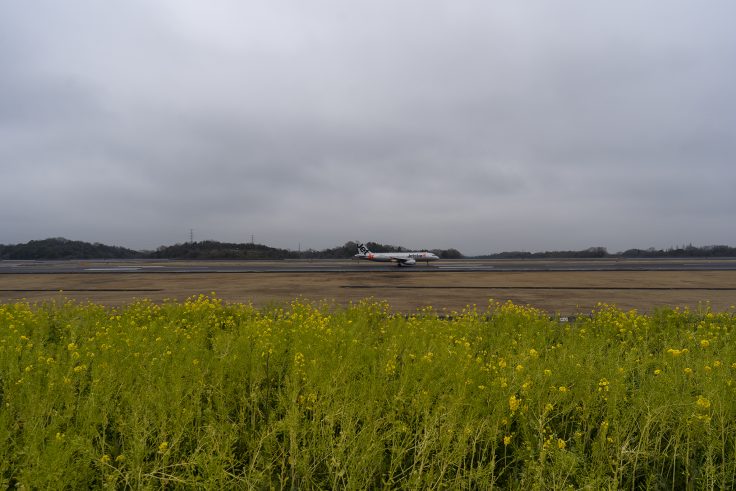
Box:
[1, 296, 735, 489]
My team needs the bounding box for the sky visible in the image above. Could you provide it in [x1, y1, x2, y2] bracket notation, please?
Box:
[2, 1, 735, 255]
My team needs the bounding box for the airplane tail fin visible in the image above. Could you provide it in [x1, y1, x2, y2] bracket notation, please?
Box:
[357, 243, 370, 256]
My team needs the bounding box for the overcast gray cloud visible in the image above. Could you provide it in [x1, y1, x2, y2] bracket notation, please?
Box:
[2, 1, 735, 255]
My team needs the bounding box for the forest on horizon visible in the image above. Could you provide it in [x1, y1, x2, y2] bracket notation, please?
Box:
[2, 238, 735, 260]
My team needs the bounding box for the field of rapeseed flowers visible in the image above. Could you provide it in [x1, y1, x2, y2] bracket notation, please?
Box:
[1, 295, 735, 489]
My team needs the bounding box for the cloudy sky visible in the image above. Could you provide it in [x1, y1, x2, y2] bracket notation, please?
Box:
[2, 1, 735, 255]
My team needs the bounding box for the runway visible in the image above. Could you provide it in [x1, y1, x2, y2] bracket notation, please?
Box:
[2, 261, 736, 313]
[2, 257, 736, 273]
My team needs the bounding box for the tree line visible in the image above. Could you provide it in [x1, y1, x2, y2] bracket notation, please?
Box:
[2, 238, 735, 260]
[476, 244, 736, 259]
[0, 238, 141, 260]
[0, 238, 462, 260]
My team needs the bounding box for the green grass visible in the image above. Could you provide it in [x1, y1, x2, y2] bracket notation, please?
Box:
[1, 295, 735, 489]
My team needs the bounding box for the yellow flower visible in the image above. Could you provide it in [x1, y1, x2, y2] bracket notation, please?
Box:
[557, 438, 566, 450]
[700, 339, 710, 348]
[158, 441, 169, 453]
[696, 395, 711, 410]
[684, 367, 693, 375]
[543, 369, 552, 376]
[558, 386, 569, 393]
[509, 395, 521, 412]
[503, 435, 513, 446]
[100, 454, 111, 464]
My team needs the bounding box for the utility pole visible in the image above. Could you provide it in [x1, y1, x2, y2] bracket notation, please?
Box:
[190, 229, 194, 244]
[251, 234, 254, 244]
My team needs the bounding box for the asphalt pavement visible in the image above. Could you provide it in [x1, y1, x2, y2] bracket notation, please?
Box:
[2, 258, 736, 273]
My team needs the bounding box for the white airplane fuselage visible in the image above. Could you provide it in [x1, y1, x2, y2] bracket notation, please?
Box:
[354, 244, 439, 266]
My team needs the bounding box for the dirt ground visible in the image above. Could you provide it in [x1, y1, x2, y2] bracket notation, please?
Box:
[2, 270, 735, 314]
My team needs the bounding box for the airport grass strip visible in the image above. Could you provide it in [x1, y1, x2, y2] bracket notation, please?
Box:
[1, 296, 735, 489]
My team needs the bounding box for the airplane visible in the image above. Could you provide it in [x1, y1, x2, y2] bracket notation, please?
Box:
[354, 243, 439, 266]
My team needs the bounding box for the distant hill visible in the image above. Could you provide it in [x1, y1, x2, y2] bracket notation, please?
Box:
[475, 247, 610, 259]
[0, 238, 142, 260]
[0, 238, 464, 260]
[619, 245, 736, 258]
[150, 241, 464, 260]
[474, 245, 736, 259]
[149, 240, 299, 260]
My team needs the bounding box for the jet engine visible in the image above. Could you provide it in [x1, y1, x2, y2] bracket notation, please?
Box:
[399, 258, 416, 266]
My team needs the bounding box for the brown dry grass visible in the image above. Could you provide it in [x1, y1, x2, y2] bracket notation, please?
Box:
[2, 269, 735, 313]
